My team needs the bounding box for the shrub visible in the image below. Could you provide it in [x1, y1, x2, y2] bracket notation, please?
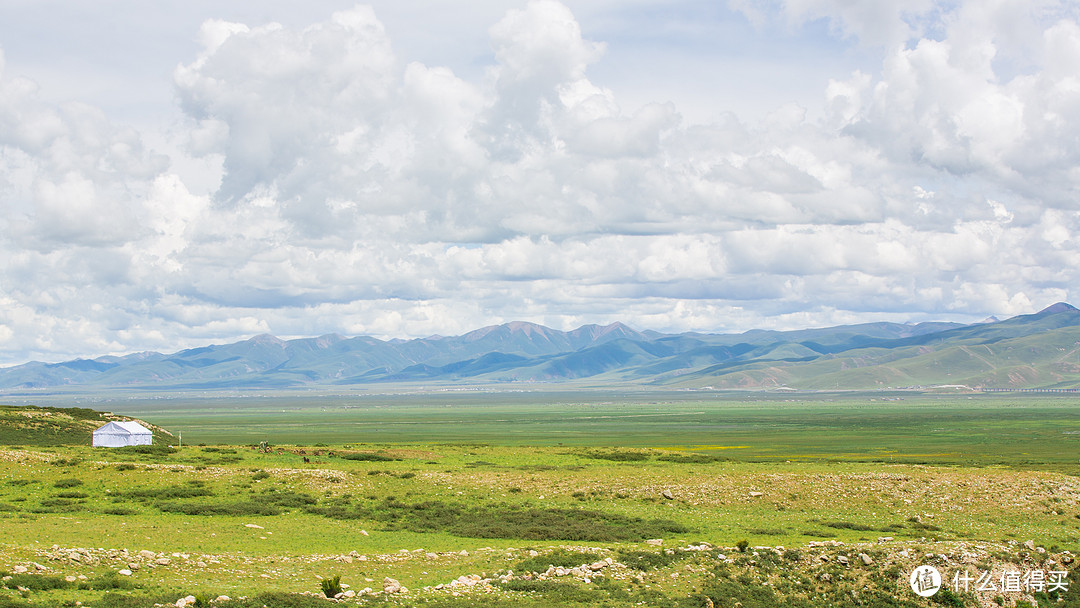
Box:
[656, 453, 730, 464]
[736, 539, 749, 552]
[617, 549, 689, 571]
[53, 478, 83, 488]
[339, 452, 398, 462]
[320, 575, 342, 598]
[307, 498, 690, 541]
[822, 520, 877, 531]
[2, 574, 73, 590]
[120, 484, 213, 500]
[78, 573, 135, 590]
[581, 450, 651, 462]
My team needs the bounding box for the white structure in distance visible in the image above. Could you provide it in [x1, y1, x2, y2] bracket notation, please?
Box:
[92, 421, 153, 447]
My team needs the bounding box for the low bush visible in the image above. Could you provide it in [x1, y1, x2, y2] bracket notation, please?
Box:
[581, 450, 651, 462]
[120, 484, 214, 500]
[320, 575, 342, 598]
[496, 579, 600, 603]
[616, 549, 690, 571]
[53, 478, 83, 488]
[2, 574, 73, 590]
[656, 453, 730, 464]
[305, 498, 689, 541]
[339, 452, 399, 462]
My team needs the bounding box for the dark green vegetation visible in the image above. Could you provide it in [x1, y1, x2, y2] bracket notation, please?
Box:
[308, 497, 688, 541]
[3, 303, 1080, 390]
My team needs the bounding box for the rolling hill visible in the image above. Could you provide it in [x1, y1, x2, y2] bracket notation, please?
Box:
[2, 305, 1079, 391]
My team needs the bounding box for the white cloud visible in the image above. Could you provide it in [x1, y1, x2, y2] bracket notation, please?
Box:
[1, 1, 1079, 365]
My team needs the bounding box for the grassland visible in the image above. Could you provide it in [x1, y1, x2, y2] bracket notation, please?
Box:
[0, 392, 1078, 607]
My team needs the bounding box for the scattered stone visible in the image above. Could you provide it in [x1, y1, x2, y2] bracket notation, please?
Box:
[33, 563, 45, 571]
[118, 569, 133, 577]
[836, 555, 849, 566]
[859, 553, 873, 566]
[877, 537, 893, 543]
[360, 529, 369, 536]
[342, 590, 356, 598]
[383, 577, 403, 594]
[819, 554, 830, 562]
[175, 595, 196, 608]
[68, 552, 82, 562]
[662, 490, 675, 500]
[138, 550, 156, 559]
[65, 576, 78, 582]
[748, 491, 763, 497]
[244, 523, 264, 529]
[155, 558, 171, 566]
[1024, 540, 1035, 551]
[11, 566, 27, 574]
[646, 539, 663, 546]
[214, 596, 231, 603]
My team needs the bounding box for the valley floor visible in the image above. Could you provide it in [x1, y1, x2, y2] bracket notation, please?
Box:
[0, 444, 1078, 607]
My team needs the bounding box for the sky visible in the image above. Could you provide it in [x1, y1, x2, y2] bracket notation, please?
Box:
[1, 0, 1079, 365]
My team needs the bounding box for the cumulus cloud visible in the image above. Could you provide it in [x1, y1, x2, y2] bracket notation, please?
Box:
[1, 0, 1079, 365]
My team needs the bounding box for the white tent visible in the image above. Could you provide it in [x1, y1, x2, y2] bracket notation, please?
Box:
[92, 421, 153, 447]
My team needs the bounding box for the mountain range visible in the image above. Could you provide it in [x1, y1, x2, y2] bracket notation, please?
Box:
[3, 303, 1080, 391]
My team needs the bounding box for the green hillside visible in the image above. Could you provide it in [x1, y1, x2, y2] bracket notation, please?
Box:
[0, 405, 173, 446]
[669, 320, 1080, 390]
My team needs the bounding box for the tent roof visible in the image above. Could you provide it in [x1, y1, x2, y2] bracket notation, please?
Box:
[94, 421, 152, 435]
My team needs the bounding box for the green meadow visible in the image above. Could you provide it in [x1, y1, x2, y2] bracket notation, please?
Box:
[21, 389, 1080, 469]
[0, 391, 1078, 607]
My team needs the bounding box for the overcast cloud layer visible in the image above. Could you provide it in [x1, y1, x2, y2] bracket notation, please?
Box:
[1, 0, 1079, 365]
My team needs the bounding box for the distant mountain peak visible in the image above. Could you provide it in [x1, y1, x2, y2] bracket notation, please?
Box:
[978, 316, 1000, 324]
[246, 334, 285, 345]
[1037, 302, 1078, 315]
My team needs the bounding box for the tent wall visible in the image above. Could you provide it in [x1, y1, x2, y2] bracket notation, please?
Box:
[93, 422, 153, 447]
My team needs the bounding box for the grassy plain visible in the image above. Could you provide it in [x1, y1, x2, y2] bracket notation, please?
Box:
[0, 390, 1078, 607]
[17, 389, 1080, 469]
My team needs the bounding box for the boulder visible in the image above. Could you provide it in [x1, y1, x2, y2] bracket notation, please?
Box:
[383, 577, 402, 594]
[859, 553, 873, 566]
